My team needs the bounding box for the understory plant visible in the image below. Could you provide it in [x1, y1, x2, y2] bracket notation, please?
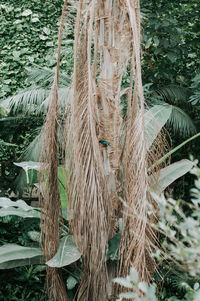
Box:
[113, 165, 200, 301]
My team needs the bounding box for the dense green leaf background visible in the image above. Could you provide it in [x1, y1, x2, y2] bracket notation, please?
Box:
[0, 0, 64, 99]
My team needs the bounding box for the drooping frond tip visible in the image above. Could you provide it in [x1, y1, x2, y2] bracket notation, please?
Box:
[39, 1, 69, 300]
[63, 0, 166, 300]
[36, 0, 168, 300]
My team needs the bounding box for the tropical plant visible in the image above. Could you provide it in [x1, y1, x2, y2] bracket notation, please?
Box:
[113, 165, 200, 301]
[0, 197, 81, 301]
[1, 1, 200, 300]
[37, 1, 199, 300]
[190, 74, 200, 106]
[145, 84, 197, 137]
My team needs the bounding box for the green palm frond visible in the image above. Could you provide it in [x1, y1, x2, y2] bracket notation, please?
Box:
[190, 74, 200, 105]
[26, 64, 70, 88]
[40, 87, 71, 113]
[167, 105, 196, 137]
[150, 85, 196, 137]
[154, 85, 191, 106]
[2, 86, 71, 116]
[2, 88, 50, 116]
[20, 128, 42, 162]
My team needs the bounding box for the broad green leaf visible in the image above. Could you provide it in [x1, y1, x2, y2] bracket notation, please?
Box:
[21, 9, 32, 16]
[155, 160, 194, 194]
[0, 208, 40, 218]
[106, 232, 121, 261]
[58, 166, 68, 208]
[0, 197, 40, 218]
[28, 231, 40, 242]
[67, 276, 78, 290]
[14, 161, 41, 184]
[46, 235, 81, 268]
[0, 256, 42, 269]
[106, 219, 122, 261]
[15, 162, 67, 208]
[145, 105, 172, 150]
[0, 197, 36, 211]
[0, 197, 19, 208]
[0, 244, 43, 269]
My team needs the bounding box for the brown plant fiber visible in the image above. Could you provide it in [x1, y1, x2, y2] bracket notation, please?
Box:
[42, 0, 167, 300]
[64, 0, 161, 300]
[39, 1, 69, 300]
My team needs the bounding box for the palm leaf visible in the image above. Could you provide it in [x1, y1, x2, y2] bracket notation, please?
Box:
[151, 132, 200, 168]
[40, 87, 71, 113]
[144, 104, 172, 149]
[190, 73, 200, 105]
[154, 85, 190, 106]
[26, 64, 70, 88]
[2, 85, 71, 116]
[0, 244, 42, 269]
[167, 105, 196, 137]
[152, 85, 196, 136]
[2, 88, 50, 115]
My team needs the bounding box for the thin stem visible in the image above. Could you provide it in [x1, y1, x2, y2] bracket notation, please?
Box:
[151, 132, 200, 169]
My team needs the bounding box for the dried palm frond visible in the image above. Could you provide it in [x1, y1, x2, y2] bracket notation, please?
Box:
[116, 1, 163, 290]
[63, 1, 164, 300]
[39, 1, 69, 300]
[61, 0, 167, 300]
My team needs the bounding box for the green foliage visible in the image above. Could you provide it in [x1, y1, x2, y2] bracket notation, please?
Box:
[153, 85, 197, 137]
[0, 198, 80, 269]
[190, 74, 200, 105]
[144, 104, 172, 149]
[0, 0, 64, 99]
[154, 160, 194, 194]
[0, 198, 81, 300]
[0, 265, 47, 301]
[114, 165, 200, 300]
[141, 0, 200, 85]
[0, 244, 42, 269]
[113, 268, 157, 300]
[0, 197, 40, 219]
[0, 1, 199, 300]
[46, 236, 81, 268]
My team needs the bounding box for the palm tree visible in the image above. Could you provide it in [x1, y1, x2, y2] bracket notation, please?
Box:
[2, 1, 198, 300]
[153, 85, 196, 136]
[61, 1, 162, 300]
